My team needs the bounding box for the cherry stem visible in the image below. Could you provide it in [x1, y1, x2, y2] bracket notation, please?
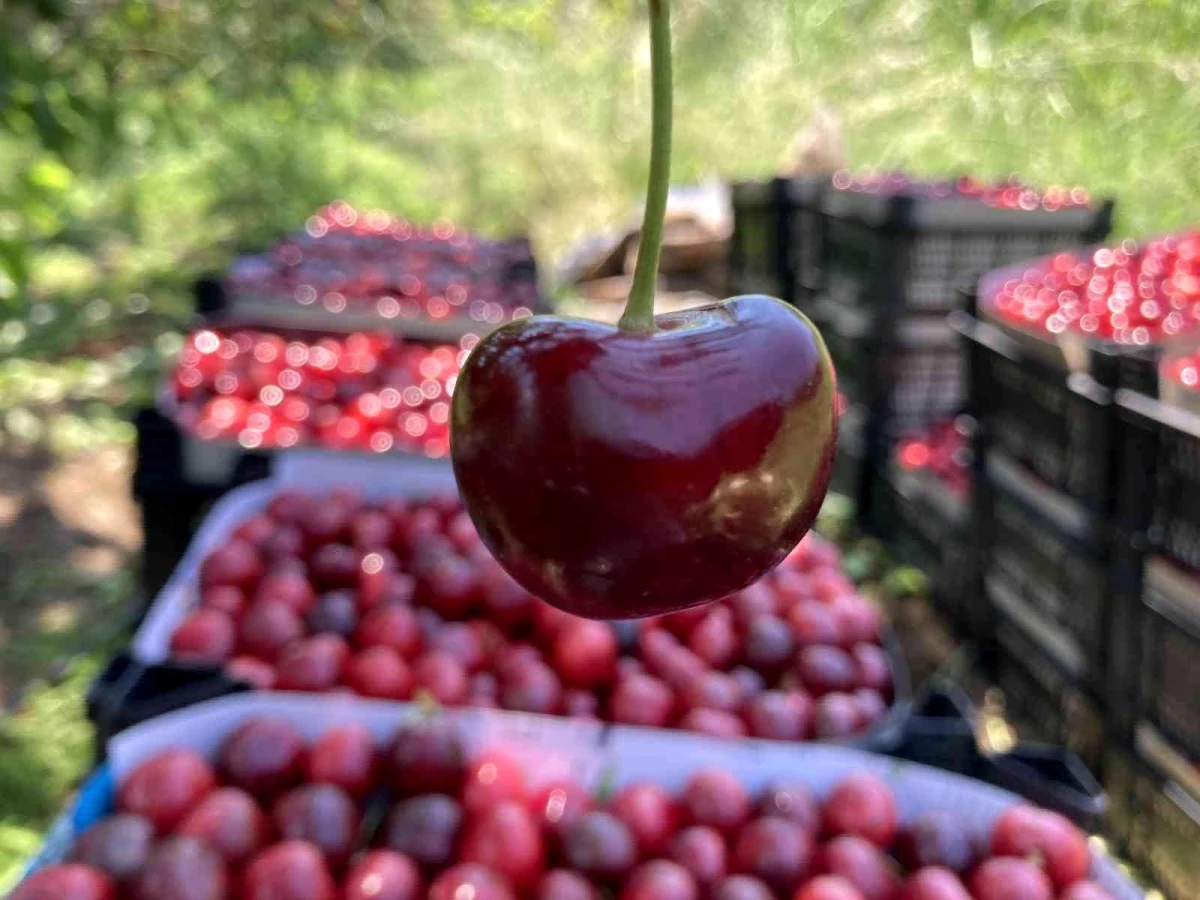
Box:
[619, 0, 673, 334]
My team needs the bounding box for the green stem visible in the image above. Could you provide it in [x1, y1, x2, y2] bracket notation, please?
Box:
[618, 0, 673, 334]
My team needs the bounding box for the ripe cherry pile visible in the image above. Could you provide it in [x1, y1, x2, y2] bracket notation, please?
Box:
[167, 487, 896, 741]
[225, 201, 539, 325]
[829, 172, 1092, 211]
[894, 419, 972, 498]
[989, 232, 1200, 344]
[1161, 347, 1200, 393]
[169, 328, 468, 457]
[14, 717, 1115, 900]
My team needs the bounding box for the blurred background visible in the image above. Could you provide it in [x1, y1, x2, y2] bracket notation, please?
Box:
[1, 0, 1198, 878]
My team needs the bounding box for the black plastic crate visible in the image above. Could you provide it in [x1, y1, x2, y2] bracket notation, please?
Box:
[955, 311, 1118, 514]
[1105, 738, 1200, 900]
[1136, 558, 1200, 763]
[728, 177, 828, 308]
[819, 189, 1113, 317]
[990, 610, 1109, 776]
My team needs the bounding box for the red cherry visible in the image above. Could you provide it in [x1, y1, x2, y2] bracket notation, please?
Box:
[71, 815, 154, 886]
[305, 590, 359, 637]
[427, 864, 514, 900]
[461, 801, 545, 889]
[731, 816, 813, 893]
[833, 597, 882, 645]
[310, 543, 362, 589]
[897, 867, 971, 900]
[450, 297, 836, 619]
[306, 724, 376, 798]
[688, 607, 739, 668]
[682, 769, 751, 834]
[355, 604, 421, 657]
[564, 688, 600, 718]
[274, 634, 349, 692]
[611, 782, 679, 857]
[534, 870, 597, 900]
[345, 647, 413, 699]
[680, 707, 748, 738]
[1060, 882, 1115, 900]
[382, 794, 463, 869]
[171, 609, 236, 663]
[343, 851, 421, 900]
[11, 864, 116, 900]
[728, 583, 777, 627]
[359, 569, 415, 613]
[427, 622, 487, 673]
[852, 688, 888, 726]
[417, 556, 479, 619]
[552, 620, 619, 688]
[814, 692, 864, 739]
[386, 722, 465, 795]
[822, 774, 897, 847]
[527, 779, 594, 841]
[894, 812, 979, 873]
[219, 718, 308, 800]
[117, 748, 216, 832]
[968, 858, 1053, 900]
[131, 836, 227, 900]
[817, 835, 899, 900]
[794, 874, 868, 900]
[479, 568, 535, 628]
[499, 658, 563, 714]
[254, 568, 317, 615]
[680, 671, 744, 713]
[200, 539, 264, 589]
[789, 602, 843, 646]
[272, 783, 359, 867]
[742, 615, 796, 674]
[350, 510, 395, 550]
[713, 875, 775, 900]
[412, 651, 470, 704]
[851, 644, 892, 694]
[200, 585, 245, 618]
[562, 811, 638, 883]
[621, 859, 700, 900]
[177, 787, 269, 867]
[989, 805, 1091, 889]
[668, 825, 727, 889]
[226, 656, 277, 689]
[609, 673, 674, 726]
[758, 780, 819, 833]
[243, 840, 336, 900]
[238, 600, 304, 662]
[796, 645, 857, 695]
[463, 750, 527, 814]
[745, 690, 813, 741]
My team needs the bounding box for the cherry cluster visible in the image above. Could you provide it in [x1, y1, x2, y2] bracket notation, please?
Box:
[989, 232, 1200, 344]
[13, 717, 1114, 900]
[829, 172, 1092, 211]
[169, 329, 468, 457]
[893, 419, 972, 498]
[1160, 348, 1200, 393]
[168, 488, 895, 741]
[225, 201, 538, 325]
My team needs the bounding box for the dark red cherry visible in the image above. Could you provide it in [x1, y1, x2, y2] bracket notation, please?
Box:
[450, 296, 836, 619]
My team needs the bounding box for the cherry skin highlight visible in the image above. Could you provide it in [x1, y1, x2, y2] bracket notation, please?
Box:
[451, 296, 836, 619]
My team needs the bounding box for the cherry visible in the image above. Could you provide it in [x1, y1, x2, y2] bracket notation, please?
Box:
[713, 875, 776, 900]
[822, 774, 897, 847]
[853, 688, 888, 725]
[360, 569, 416, 612]
[428, 621, 487, 672]
[132, 836, 227, 900]
[611, 781, 679, 857]
[427, 863, 514, 900]
[460, 801, 545, 889]
[990, 805, 1091, 889]
[745, 690, 813, 741]
[72, 814, 154, 885]
[382, 794, 463, 870]
[219, 718, 308, 800]
[795, 875, 869, 900]
[345, 647, 413, 699]
[621, 859, 700, 900]
[730, 665, 766, 698]
[351, 510, 395, 550]
[310, 543, 362, 589]
[306, 724, 376, 798]
[343, 851, 421, 900]
[117, 748, 216, 832]
[200, 585, 245, 619]
[463, 750, 527, 815]
[681, 707, 748, 737]
[668, 825, 728, 889]
[417, 556, 479, 619]
[894, 812, 979, 873]
[255, 568, 317, 615]
[355, 605, 421, 657]
[564, 688, 600, 718]
[272, 783, 359, 867]
[200, 538, 264, 589]
[527, 779, 594, 842]
[11, 865, 116, 900]
[497, 658, 562, 713]
[412, 651, 471, 704]
[897, 867, 972, 900]
[1061, 882, 1115, 900]
[796, 645, 857, 695]
[177, 787, 270, 867]
[227, 656, 277, 689]
[275, 634, 349, 692]
[968, 858, 1053, 900]
[562, 811, 638, 882]
[732, 816, 813, 893]
[835, 599, 882, 646]
[689, 607, 739, 668]
[305, 590, 358, 636]
[743, 615, 796, 674]
[789, 602, 843, 646]
[729, 583, 777, 627]
[386, 722, 465, 795]
[814, 692, 864, 738]
[170, 609, 236, 663]
[243, 840, 336, 900]
[479, 568, 535, 628]
[851, 644, 892, 695]
[552, 619, 619, 688]
[681, 670, 743, 713]
[609, 673, 674, 726]
[535, 869, 597, 900]
[262, 526, 305, 563]
[238, 600, 304, 662]
[817, 835, 899, 900]
[682, 770, 751, 835]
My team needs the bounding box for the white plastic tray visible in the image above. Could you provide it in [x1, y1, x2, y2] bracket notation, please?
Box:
[132, 450, 457, 663]
[25, 694, 1144, 899]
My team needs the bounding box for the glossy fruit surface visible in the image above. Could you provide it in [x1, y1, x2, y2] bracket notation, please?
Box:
[11, 864, 116, 900]
[72, 814, 154, 885]
[116, 748, 217, 832]
[451, 295, 836, 619]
